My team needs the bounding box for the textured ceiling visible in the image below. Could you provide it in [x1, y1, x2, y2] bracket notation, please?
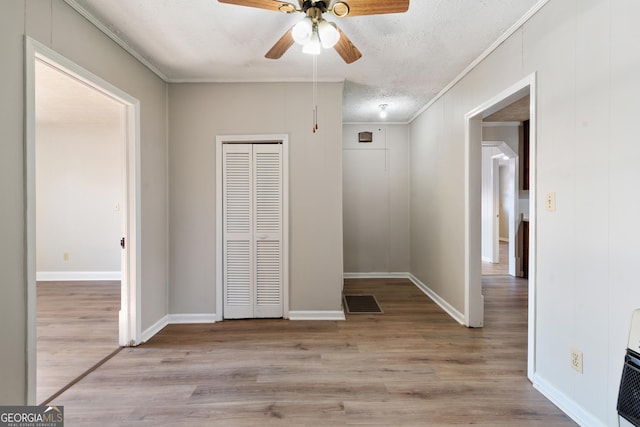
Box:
[65, 0, 541, 122]
[36, 60, 123, 126]
[484, 95, 530, 122]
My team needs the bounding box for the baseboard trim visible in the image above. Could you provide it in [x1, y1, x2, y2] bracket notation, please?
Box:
[167, 314, 217, 324]
[37, 271, 121, 281]
[344, 272, 411, 279]
[289, 310, 345, 321]
[140, 315, 169, 344]
[408, 273, 465, 325]
[533, 373, 607, 427]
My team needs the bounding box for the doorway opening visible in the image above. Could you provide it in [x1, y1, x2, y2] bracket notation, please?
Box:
[481, 139, 519, 277]
[465, 73, 537, 379]
[25, 38, 141, 404]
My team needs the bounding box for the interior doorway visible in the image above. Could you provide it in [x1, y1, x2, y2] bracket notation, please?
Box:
[464, 73, 537, 379]
[25, 38, 141, 404]
[34, 58, 125, 404]
[481, 139, 519, 276]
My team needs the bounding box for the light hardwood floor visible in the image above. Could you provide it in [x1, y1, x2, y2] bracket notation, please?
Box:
[482, 241, 510, 275]
[37, 281, 120, 404]
[46, 277, 575, 426]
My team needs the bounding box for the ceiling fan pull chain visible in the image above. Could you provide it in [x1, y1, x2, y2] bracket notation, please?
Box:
[312, 54, 318, 133]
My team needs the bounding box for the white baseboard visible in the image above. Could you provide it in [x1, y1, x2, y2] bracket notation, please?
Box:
[344, 272, 411, 279]
[167, 314, 217, 324]
[289, 310, 345, 321]
[407, 273, 465, 325]
[37, 271, 121, 281]
[140, 315, 169, 344]
[139, 313, 217, 344]
[533, 373, 607, 427]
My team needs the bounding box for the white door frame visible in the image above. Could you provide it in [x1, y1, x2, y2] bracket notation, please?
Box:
[482, 140, 519, 276]
[465, 73, 537, 379]
[25, 37, 142, 403]
[215, 134, 290, 321]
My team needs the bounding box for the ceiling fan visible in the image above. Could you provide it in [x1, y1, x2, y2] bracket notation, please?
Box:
[218, 0, 410, 64]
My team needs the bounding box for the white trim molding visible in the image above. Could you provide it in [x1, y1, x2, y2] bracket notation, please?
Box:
[408, 274, 466, 325]
[533, 374, 607, 427]
[63, 0, 168, 81]
[140, 315, 169, 344]
[289, 311, 346, 321]
[167, 314, 217, 324]
[36, 271, 121, 281]
[465, 72, 538, 379]
[343, 272, 411, 280]
[140, 314, 217, 343]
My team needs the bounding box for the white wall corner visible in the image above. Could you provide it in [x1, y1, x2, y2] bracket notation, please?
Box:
[167, 314, 217, 324]
[533, 374, 608, 427]
[408, 274, 466, 325]
[289, 311, 346, 321]
[139, 315, 169, 344]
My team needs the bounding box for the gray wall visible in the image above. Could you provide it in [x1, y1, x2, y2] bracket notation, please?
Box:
[0, 0, 168, 403]
[168, 82, 344, 315]
[342, 124, 410, 273]
[409, 0, 640, 424]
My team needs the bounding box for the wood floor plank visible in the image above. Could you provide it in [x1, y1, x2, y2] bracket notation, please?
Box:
[37, 281, 120, 404]
[47, 277, 575, 426]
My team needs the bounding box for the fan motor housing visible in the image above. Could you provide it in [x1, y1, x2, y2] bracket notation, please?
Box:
[302, 1, 328, 13]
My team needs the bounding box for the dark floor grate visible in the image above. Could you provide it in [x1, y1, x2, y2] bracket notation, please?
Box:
[343, 295, 383, 314]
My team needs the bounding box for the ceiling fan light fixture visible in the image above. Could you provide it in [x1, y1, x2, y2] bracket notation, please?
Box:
[302, 27, 322, 55]
[318, 20, 340, 49]
[292, 17, 313, 45]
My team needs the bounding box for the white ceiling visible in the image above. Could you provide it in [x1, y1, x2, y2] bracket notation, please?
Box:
[64, 0, 541, 122]
[36, 60, 123, 126]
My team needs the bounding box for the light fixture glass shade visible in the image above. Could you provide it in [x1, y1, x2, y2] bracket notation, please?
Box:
[292, 17, 313, 45]
[302, 27, 322, 55]
[318, 21, 340, 49]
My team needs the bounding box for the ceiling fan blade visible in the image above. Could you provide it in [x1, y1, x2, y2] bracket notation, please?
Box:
[265, 27, 295, 59]
[334, 27, 362, 64]
[218, 0, 296, 12]
[334, 0, 409, 17]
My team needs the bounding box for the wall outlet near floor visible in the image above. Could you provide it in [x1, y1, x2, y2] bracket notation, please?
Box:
[63, 252, 70, 261]
[570, 348, 583, 373]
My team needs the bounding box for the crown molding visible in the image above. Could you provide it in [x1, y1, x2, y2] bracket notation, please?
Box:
[409, 0, 550, 123]
[63, 0, 169, 82]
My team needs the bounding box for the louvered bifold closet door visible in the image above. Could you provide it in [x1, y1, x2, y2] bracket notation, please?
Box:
[253, 144, 283, 318]
[223, 144, 254, 319]
[223, 143, 283, 319]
